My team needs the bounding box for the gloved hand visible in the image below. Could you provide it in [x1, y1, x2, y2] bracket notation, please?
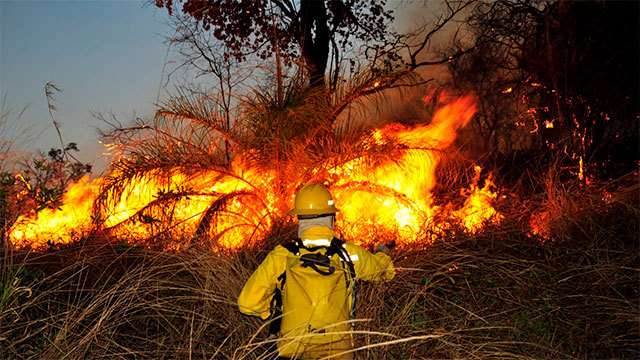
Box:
[374, 243, 390, 255]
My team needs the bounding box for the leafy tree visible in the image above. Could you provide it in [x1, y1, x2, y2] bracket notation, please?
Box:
[156, 0, 394, 88]
[19, 143, 92, 211]
[156, 0, 480, 92]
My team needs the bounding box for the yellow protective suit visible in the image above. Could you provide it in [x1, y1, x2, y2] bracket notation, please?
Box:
[238, 226, 394, 359]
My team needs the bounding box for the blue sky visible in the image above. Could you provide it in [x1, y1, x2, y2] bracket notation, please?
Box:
[0, 1, 449, 174]
[1, 0, 172, 173]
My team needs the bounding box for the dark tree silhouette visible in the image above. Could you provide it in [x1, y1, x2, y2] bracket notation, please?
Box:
[518, 1, 639, 171]
[156, 0, 481, 94]
[452, 0, 639, 177]
[155, 0, 394, 88]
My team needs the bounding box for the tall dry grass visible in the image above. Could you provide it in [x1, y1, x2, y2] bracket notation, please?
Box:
[1, 172, 637, 359]
[2, 74, 637, 358]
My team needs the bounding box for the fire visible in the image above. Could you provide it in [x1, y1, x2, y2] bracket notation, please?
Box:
[329, 96, 485, 244]
[97, 159, 278, 249]
[9, 94, 503, 250]
[530, 210, 551, 240]
[10, 176, 102, 248]
[452, 168, 503, 233]
[10, 160, 278, 250]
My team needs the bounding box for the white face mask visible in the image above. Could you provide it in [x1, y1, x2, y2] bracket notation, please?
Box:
[297, 215, 335, 237]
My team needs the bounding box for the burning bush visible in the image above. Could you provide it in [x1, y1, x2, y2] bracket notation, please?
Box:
[8, 85, 503, 251]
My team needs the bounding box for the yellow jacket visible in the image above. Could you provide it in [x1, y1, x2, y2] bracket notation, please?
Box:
[238, 226, 394, 359]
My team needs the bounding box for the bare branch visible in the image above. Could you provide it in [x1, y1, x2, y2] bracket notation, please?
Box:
[407, 0, 477, 70]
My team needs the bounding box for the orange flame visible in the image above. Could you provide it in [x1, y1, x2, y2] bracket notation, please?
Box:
[10, 94, 502, 250]
[530, 210, 551, 240]
[452, 168, 503, 233]
[329, 96, 486, 245]
[10, 176, 102, 247]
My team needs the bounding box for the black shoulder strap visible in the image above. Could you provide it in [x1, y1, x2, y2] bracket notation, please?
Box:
[268, 270, 287, 336]
[326, 237, 344, 257]
[330, 237, 358, 322]
[282, 239, 301, 255]
[330, 238, 356, 280]
[269, 239, 299, 335]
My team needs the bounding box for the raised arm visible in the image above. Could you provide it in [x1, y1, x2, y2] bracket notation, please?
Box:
[345, 242, 395, 282]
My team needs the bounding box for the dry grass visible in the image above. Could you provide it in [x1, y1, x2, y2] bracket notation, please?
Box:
[1, 176, 638, 359]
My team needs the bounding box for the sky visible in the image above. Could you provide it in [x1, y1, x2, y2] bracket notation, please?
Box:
[0, 0, 450, 175]
[1, 0, 172, 174]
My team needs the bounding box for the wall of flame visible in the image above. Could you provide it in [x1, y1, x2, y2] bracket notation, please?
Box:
[9, 95, 502, 250]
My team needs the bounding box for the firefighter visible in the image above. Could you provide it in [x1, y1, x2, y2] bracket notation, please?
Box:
[238, 183, 395, 359]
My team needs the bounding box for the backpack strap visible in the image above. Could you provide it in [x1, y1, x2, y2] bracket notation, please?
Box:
[268, 239, 302, 336]
[329, 237, 358, 322]
[329, 237, 356, 281]
[300, 253, 335, 275]
[282, 239, 301, 255]
[268, 271, 287, 336]
[284, 237, 356, 288]
[276, 237, 358, 326]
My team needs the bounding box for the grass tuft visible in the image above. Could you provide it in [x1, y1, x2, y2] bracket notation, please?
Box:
[1, 178, 637, 359]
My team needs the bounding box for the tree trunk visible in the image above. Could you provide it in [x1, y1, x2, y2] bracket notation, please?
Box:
[300, 0, 329, 88]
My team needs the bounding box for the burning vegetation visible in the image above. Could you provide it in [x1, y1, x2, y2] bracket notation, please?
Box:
[1, 1, 638, 359]
[9, 94, 502, 250]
